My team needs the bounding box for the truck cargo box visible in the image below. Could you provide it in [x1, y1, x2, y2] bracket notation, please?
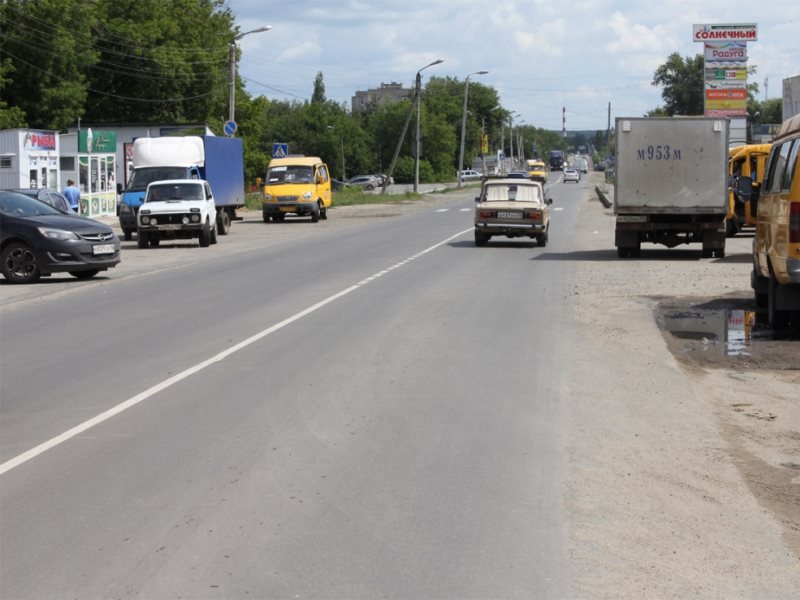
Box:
[615, 117, 728, 214]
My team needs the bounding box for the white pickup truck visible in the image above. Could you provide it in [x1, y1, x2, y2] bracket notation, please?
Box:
[137, 180, 218, 248]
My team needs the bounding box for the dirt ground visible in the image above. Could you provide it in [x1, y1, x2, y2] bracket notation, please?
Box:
[562, 174, 800, 598]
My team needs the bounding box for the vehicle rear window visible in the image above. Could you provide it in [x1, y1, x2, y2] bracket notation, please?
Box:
[782, 139, 799, 192]
[485, 184, 541, 202]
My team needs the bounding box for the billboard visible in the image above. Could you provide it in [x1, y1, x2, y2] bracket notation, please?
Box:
[695, 25, 756, 118]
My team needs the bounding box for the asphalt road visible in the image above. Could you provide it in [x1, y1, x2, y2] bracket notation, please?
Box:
[1, 174, 586, 598]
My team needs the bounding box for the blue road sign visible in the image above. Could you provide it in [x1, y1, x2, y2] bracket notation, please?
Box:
[272, 143, 289, 158]
[223, 120, 238, 136]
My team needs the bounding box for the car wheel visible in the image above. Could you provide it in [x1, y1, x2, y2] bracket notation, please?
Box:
[320, 202, 328, 220]
[217, 210, 231, 235]
[725, 219, 738, 237]
[199, 222, 211, 247]
[210, 222, 218, 245]
[137, 232, 149, 248]
[1, 241, 41, 284]
[263, 213, 270, 223]
[123, 229, 133, 241]
[149, 237, 160, 247]
[537, 232, 548, 247]
[366, 184, 374, 191]
[311, 204, 321, 223]
[474, 230, 490, 246]
[70, 269, 100, 280]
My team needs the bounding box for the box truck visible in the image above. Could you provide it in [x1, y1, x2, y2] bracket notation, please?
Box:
[117, 136, 244, 240]
[614, 117, 728, 258]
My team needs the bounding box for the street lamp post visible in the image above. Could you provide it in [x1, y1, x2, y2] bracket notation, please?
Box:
[508, 112, 519, 172]
[414, 58, 443, 193]
[457, 70, 489, 188]
[229, 26, 271, 126]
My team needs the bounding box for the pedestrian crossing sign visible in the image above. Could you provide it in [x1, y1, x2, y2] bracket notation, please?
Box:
[272, 143, 289, 158]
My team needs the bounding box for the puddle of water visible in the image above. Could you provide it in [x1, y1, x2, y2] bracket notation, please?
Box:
[657, 306, 800, 368]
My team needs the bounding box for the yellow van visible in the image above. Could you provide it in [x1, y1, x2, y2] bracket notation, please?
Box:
[750, 114, 800, 326]
[726, 143, 771, 236]
[262, 156, 332, 223]
[526, 159, 547, 183]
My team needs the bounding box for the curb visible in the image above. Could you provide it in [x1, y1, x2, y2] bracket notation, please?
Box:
[595, 185, 612, 208]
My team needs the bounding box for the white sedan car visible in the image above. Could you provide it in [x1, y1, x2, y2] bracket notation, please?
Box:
[563, 168, 580, 183]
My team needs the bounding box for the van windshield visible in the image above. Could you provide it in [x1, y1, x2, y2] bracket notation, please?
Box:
[268, 165, 314, 184]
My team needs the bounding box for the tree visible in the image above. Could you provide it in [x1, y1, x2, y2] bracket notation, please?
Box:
[651, 53, 704, 116]
[0, 59, 27, 129]
[311, 72, 326, 104]
[0, 0, 99, 130]
[749, 97, 783, 124]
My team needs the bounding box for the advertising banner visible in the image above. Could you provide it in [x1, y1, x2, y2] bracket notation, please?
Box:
[693, 24, 757, 42]
[705, 88, 747, 116]
[704, 41, 747, 62]
[705, 80, 748, 90]
[706, 67, 747, 80]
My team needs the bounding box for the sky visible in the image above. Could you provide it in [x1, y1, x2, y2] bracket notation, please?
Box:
[224, 0, 799, 132]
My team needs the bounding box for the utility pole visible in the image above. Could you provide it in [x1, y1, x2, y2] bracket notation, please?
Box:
[606, 102, 611, 157]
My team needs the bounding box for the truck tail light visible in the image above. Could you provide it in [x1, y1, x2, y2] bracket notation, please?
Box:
[790, 202, 800, 244]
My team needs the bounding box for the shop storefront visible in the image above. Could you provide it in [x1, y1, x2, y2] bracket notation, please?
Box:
[0, 129, 60, 190]
[59, 129, 117, 218]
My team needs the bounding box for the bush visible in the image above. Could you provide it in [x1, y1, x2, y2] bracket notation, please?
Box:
[392, 156, 435, 183]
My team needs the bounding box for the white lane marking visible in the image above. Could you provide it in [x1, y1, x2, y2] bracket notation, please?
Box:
[459, 208, 471, 212]
[553, 207, 565, 211]
[0, 228, 474, 476]
[435, 208, 449, 213]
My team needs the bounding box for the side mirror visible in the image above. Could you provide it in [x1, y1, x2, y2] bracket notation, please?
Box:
[737, 175, 753, 199]
[547, 198, 553, 205]
[475, 197, 481, 203]
[116, 183, 123, 194]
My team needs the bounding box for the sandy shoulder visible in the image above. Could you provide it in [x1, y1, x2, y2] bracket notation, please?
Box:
[562, 176, 800, 598]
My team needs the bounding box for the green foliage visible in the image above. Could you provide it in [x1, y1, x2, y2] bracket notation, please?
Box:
[0, 0, 98, 130]
[748, 97, 783, 124]
[651, 52, 704, 116]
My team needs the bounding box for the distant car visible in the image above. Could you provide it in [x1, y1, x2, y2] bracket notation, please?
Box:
[506, 171, 529, 179]
[0, 190, 120, 283]
[458, 169, 482, 182]
[331, 179, 350, 191]
[345, 175, 379, 190]
[374, 174, 394, 187]
[473, 177, 552, 247]
[563, 168, 580, 183]
[7, 188, 73, 214]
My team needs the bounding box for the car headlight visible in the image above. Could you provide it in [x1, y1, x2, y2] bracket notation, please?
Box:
[191, 214, 200, 223]
[37, 227, 79, 241]
[263, 193, 273, 202]
[303, 191, 312, 199]
[141, 216, 150, 225]
[120, 203, 132, 214]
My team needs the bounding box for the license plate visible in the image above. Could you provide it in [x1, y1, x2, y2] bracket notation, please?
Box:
[92, 244, 115, 255]
[160, 224, 180, 230]
[280, 206, 295, 212]
[497, 212, 521, 219]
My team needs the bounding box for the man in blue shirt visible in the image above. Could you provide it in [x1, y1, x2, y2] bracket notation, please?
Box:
[64, 179, 81, 213]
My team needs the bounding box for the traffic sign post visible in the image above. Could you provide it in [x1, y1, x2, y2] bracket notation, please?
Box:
[272, 143, 289, 158]
[224, 120, 238, 137]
